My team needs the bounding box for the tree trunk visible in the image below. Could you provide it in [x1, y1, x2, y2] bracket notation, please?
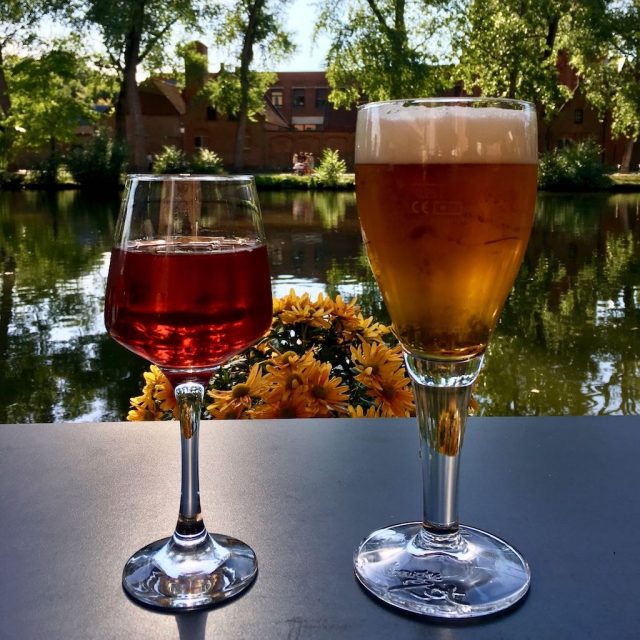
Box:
[234, 0, 265, 171]
[0, 44, 11, 119]
[619, 138, 635, 173]
[365, 0, 407, 99]
[124, 55, 146, 172]
[114, 1, 147, 172]
[114, 83, 127, 151]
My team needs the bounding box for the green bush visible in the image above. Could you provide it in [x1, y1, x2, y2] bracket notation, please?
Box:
[313, 148, 347, 187]
[190, 148, 224, 174]
[152, 145, 189, 174]
[538, 139, 612, 191]
[66, 130, 126, 190]
[0, 171, 26, 190]
[30, 153, 63, 189]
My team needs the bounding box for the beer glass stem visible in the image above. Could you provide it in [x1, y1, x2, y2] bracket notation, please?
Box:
[174, 381, 207, 544]
[404, 354, 483, 544]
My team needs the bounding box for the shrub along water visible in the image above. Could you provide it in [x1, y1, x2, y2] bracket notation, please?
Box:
[66, 129, 127, 190]
[151, 146, 225, 175]
[538, 139, 613, 191]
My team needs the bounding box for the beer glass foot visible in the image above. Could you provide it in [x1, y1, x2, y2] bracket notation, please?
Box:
[122, 532, 258, 611]
[354, 522, 530, 619]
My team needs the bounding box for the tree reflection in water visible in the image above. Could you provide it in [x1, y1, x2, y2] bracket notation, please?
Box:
[0, 189, 638, 422]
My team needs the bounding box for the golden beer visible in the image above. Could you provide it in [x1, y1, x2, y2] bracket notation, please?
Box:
[355, 104, 538, 361]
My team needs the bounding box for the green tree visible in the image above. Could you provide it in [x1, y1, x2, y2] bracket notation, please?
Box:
[208, 0, 294, 170]
[0, 0, 69, 166]
[569, 0, 640, 171]
[5, 45, 103, 183]
[80, 0, 212, 170]
[316, 0, 450, 108]
[452, 1, 575, 124]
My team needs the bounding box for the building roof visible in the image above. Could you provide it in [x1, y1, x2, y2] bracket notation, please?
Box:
[144, 78, 187, 115]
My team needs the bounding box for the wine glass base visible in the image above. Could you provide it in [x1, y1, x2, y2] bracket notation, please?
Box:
[354, 522, 530, 619]
[122, 532, 257, 611]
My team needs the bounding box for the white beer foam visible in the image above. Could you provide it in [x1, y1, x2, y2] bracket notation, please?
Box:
[355, 103, 537, 164]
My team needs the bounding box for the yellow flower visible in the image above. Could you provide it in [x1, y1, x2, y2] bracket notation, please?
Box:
[127, 392, 164, 421]
[350, 341, 414, 416]
[152, 376, 176, 415]
[207, 363, 264, 419]
[143, 364, 165, 388]
[365, 377, 415, 417]
[351, 341, 404, 390]
[303, 360, 350, 417]
[348, 404, 382, 418]
[260, 350, 314, 405]
[279, 291, 332, 328]
[272, 288, 300, 315]
[328, 294, 361, 333]
[355, 314, 389, 342]
[249, 393, 315, 419]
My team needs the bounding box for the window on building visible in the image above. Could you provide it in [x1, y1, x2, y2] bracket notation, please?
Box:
[315, 88, 328, 108]
[206, 106, 217, 120]
[574, 108, 584, 124]
[271, 90, 284, 107]
[293, 88, 305, 108]
[293, 124, 319, 131]
[194, 136, 204, 149]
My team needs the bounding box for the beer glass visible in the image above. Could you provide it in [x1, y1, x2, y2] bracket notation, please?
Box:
[353, 98, 537, 618]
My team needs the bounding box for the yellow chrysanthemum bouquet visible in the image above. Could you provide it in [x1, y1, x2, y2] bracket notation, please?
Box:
[128, 289, 415, 421]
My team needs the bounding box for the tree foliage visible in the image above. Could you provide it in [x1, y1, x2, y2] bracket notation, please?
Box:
[568, 0, 640, 169]
[316, 0, 451, 108]
[452, 0, 575, 118]
[208, 0, 294, 169]
[0, 0, 71, 166]
[204, 67, 277, 121]
[2, 43, 109, 182]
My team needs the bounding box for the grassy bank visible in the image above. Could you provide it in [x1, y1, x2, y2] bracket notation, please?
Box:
[2, 169, 640, 193]
[253, 172, 355, 190]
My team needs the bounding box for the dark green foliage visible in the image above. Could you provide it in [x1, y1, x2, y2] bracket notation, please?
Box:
[0, 171, 25, 190]
[66, 130, 127, 190]
[538, 139, 613, 191]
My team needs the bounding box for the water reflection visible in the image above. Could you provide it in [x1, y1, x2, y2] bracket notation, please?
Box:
[0, 189, 638, 421]
[482, 192, 640, 416]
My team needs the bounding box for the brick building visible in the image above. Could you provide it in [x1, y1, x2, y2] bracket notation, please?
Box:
[137, 44, 357, 172]
[133, 44, 637, 172]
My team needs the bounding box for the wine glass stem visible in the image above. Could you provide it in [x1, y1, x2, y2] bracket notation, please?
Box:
[174, 381, 207, 543]
[404, 354, 483, 537]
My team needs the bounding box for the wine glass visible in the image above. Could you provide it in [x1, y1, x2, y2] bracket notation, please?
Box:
[353, 98, 538, 618]
[104, 175, 273, 610]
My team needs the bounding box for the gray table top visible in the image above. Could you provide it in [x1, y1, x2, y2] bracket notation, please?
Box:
[1, 416, 639, 640]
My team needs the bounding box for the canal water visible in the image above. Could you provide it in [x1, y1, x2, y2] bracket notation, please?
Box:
[0, 188, 638, 422]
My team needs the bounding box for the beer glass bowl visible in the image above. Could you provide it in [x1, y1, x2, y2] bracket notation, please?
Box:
[104, 175, 273, 610]
[353, 98, 538, 618]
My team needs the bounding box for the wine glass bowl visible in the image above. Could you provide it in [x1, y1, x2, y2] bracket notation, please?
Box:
[104, 175, 272, 610]
[353, 98, 538, 618]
